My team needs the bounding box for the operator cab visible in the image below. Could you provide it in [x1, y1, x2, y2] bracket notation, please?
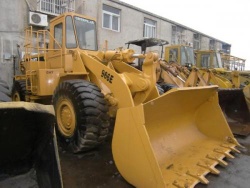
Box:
[51, 13, 98, 51]
[166, 45, 196, 68]
[126, 38, 169, 70]
[196, 51, 223, 69]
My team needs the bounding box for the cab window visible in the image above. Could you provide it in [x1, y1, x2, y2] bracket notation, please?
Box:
[54, 23, 63, 49]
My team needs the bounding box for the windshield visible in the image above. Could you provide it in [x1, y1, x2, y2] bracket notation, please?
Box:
[201, 54, 210, 68]
[74, 16, 97, 50]
[214, 52, 223, 68]
[180, 46, 195, 66]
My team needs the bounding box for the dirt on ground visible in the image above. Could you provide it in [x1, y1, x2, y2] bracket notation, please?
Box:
[1, 134, 250, 188]
[60, 134, 250, 188]
[59, 135, 133, 188]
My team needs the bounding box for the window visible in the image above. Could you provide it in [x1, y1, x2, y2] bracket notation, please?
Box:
[214, 53, 223, 68]
[66, 16, 77, 48]
[169, 48, 178, 62]
[201, 54, 210, 68]
[171, 25, 177, 44]
[180, 46, 195, 66]
[144, 18, 156, 38]
[209, 39, 215, 50]
[102, 4, 120, 32]
[171, 25, 185, 44]
[38, 0, 75, 15]
[193, 33, 200, 50]
[74, 16, 97, 51]
[54, 23, 63, 49]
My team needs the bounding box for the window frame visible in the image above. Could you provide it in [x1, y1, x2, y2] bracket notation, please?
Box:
[143, 18, 156, 38]
[74, 16, 98, 51]
[54, 23, 63, 49]
[65, 16, 77, 49]
[102, 6, 121, 32]
[38, 0, 75, 16]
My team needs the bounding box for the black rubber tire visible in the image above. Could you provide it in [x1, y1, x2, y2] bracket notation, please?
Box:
[0, 78, 9, 90]
[0, 92, 11, 102]
[0, 85, 10, 97]
[156, 83, 164, 95]
[11, 80, 26, 101]
[52, 80, 110, 153]
[160, 83, 178, 92]
[0, 78, 11, 102]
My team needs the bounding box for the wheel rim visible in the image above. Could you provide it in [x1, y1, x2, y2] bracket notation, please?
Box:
[12, 92, 21, 101]
[56, 98, 76, 137]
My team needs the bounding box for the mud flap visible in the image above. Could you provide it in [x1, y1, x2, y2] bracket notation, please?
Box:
[112, 86, 241, 188]
[218, 88, 250, 136]
[0, 102, 62, 188]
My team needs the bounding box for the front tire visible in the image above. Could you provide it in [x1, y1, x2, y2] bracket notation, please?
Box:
[52, 80, 110, 153]
[12, 80, 26, 101]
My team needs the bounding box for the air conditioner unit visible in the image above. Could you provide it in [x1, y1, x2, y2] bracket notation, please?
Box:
[29, 12, 48, 27]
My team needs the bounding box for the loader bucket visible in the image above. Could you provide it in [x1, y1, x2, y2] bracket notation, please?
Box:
[218, 88, 250, 136]
[112, 86, 241, 188]
[0, 102, 62, 188]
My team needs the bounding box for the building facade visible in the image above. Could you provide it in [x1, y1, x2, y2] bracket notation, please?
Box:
[0, 0, 231, 87]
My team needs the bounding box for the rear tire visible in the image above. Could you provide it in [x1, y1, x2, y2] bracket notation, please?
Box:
[0, 79, 9, 90]
[156, 83, 164, 95]
[52, 80, 110, 153]
[160, 83, 178, 92]
[12, 80, 26, 101]
[0, 85, 10, 97]
[0, 78, 11, 102]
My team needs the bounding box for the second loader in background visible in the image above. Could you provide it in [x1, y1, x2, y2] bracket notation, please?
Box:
[161, 43, 250, 136]
[12, 13, 242, 187]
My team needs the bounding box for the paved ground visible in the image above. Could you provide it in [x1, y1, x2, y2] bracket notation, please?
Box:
[60, 134, 250, 188]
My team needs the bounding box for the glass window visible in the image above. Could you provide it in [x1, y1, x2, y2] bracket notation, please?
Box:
[193, 33, 200, 50]
[214, 52, 223, 68]
[39, 0, 75, 15]
[66, 16, 77, 48]
[186, 47, 195, 65]
[169, 48, 178, 62]
[180, 46, 195, 66]
[180, 47, 187, 65]
[102, 4, 120, 32]
[74, 16, 97, 51]
[201, 54, 210, 68]
[54, 23, 63, 49]
[144, 18, 156, 38]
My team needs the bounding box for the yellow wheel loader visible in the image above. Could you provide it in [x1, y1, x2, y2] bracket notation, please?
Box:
[195, 50, 250, 87]
[195, 50, 250, 135]
[0, 78, 62, 188]
[12, 13, 242, 187]
[221, 53, 246, 71]
[162, 45, 250, 136]
[221, 53, 249, 86]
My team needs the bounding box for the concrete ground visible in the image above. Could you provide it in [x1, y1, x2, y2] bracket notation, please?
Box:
[60, 134, 250, 188]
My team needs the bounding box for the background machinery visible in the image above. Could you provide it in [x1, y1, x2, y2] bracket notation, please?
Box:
[195, 50, 250, 87]
[11, 13, 242, 187]
[126, 38, 250, 135]
[163, 45, 250, 136]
